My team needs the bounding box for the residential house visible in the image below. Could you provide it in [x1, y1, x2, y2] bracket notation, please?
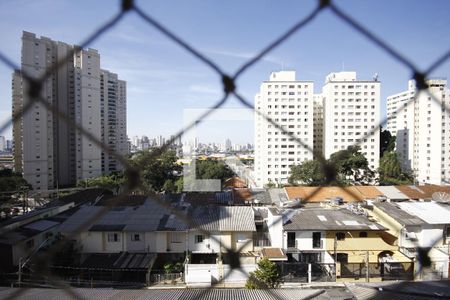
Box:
[371, 201, 450, 278]
[268, 207, 412, 281]
[0, 189, 106, 271]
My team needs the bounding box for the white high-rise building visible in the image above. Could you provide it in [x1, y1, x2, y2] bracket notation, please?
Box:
[387, 79, 450, 185]
[321, 71, 380, 170]
[100, 69, 127, 173]
[13, 32, 126, 190]
[313, 94, 323, 156]
[0, 136, 5, 152]
[254, 71, 314, 187]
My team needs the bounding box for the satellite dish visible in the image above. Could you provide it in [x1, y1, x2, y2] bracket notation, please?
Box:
[432, 192, 450, 203]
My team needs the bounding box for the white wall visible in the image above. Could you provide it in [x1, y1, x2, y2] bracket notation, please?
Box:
[283, 231, 326, 251]
[267, 210, 283, 248]
[125, 232, 145, 252]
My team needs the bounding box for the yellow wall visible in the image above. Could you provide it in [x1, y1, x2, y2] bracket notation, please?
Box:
[325, 231, 403, 263]
[369, 206, 403, 240]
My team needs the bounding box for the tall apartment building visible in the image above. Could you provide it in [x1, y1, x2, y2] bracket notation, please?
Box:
[313, 94, 323, 156]
[100, 70, 127, 173]
[13, 32, 126, 191]
[387, 79, 450, 185]
[254, 71, 314, 187]
[321, 71, 380, 170]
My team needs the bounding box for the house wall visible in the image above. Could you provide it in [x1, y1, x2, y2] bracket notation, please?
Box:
[78, 231, 126, 253]
[125, 232, 145, 252]
[325, 231, 402, 263]
[267, 211, 283, 248]
[283, 230, 326, 250]
[188, 231, 254, 254]
[12, 226, 59, 266]
[144, 232, 157, 252]
[188, 231, 216, 253]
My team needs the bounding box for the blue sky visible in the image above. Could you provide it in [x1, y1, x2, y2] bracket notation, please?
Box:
[0, 0, 449, 144]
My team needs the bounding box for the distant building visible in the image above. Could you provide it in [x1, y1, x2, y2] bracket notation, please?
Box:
[12, 32, 126, 190]
[387, 79, 450, 184]
[0, 136, 5, 151]
[320, 71, 380, 170]
[6, 140, 12, 151]
[100, 69, 127, 173]
[254, 71, 314, 187]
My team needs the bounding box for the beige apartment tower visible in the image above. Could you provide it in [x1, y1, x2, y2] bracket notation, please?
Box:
[13, 32, 127, 191]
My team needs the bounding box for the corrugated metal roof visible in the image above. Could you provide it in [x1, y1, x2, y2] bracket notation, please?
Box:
[191, 206, 256, 232]
[80, 252, 156, 270]
[396, 202, 450, 224]
[23, 219, 59, 231]
[220, 207, 256, 231]
[374, 186, 408, 200]
[373, 202, 425, 226]
[0, 288, 334, 300]
[283, 208, 385, 231]
[59, 197, 169, 233]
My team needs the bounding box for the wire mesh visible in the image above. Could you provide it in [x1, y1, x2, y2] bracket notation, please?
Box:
[0, 0, 449, 299]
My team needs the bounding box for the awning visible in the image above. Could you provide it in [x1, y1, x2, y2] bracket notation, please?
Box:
[261, 248, 288, 261]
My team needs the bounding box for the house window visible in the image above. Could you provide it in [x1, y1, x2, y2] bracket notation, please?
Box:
[336, 232, 346, 241]
[359, 232, 368, 238]
[312, 232, 321, 248]
[336, 253, 348, 263]
[131, 233, 140, 241]
[237, 234, 247, 243]
[195, 235, 204, 243]
[171, 232, 183, 243]
[107, 233, 120, 242]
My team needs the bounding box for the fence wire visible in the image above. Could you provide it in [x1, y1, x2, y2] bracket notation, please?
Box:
[0, 0, 450, 299]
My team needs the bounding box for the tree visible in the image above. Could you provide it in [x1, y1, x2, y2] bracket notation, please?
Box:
[378, 151, 413, 185]
[78, 172, 125, 194]
[329, 146, 374, 184]
[289, 160, 326, 186]
[195, 159, 234, 186]
[245, 258, 279, 289]
[380, 129, 395, 157]
[131, 149, 181, 192]
[0, 169, 31, 202]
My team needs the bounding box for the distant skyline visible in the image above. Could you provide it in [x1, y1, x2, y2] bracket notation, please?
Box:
[0, 0, 449, 144]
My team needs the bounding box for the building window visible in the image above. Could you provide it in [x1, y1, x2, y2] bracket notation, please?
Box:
[336, 253, 348, 263]
[312, 232, 321, 248]
[131, 233, 140, 241]
[195, 235, 204, 243]
[359, 232, 368, 238]
[107, 233, 120, 242]
[336, 232, 345, 241]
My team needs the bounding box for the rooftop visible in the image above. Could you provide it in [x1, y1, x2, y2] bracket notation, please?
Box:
[191, 206, 256, 232]
[373, 202, 425, 226]
[283, 208, 385, 231]
[396, 202, 450, 225]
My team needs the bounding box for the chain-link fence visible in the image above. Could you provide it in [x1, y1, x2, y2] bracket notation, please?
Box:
[1, 0, 450, 299]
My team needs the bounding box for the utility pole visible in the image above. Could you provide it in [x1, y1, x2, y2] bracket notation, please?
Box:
[366, 250, 369, 282]
[17, 257, 22, 287]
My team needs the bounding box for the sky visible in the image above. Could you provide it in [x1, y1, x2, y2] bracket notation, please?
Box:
[0, 0, 449, 144]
